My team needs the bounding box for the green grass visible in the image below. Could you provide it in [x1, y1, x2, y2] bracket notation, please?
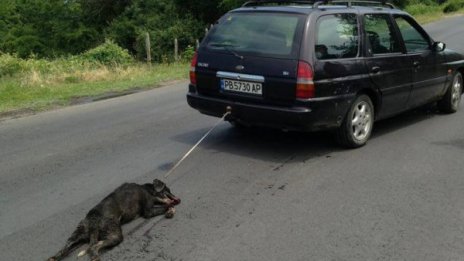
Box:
[413, 8, 464, 24]
[0, 60, 188, 115]
[406, 1, 464, 25]
[1, 2, 463, 117]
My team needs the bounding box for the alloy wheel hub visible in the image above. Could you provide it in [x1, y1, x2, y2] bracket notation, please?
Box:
[351, 101, 372, 141]
[452, 75, 462, 107]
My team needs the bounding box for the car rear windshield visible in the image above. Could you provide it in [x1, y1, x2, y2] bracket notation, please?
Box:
[203, 12, 306, 59]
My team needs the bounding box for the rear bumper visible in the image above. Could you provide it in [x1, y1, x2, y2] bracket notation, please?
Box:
[187, 89, 354, 132]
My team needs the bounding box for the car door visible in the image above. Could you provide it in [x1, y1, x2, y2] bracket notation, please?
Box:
[363, 13, 413, 118]
[312, 12, 363, 99]
[393, 15, 448, 108]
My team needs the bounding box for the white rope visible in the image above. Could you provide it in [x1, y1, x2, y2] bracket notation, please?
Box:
[164, 109, 231, 179]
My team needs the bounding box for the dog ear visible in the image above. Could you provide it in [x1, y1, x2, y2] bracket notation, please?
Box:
[153, 179, 166, 193]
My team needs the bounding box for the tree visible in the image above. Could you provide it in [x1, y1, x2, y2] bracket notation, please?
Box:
[78, 0, 133, 30]
[174, 0, 223, 24]
[107, 0, 204, 61]
[219, 0, 247, 11]
[0, 0, 99, 57]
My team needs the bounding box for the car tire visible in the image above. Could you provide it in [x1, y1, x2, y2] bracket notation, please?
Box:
[438, 72, 462, 114]
[336, 94, 374, 148]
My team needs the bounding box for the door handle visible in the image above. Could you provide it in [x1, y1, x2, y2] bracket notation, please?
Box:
[413, 61, 420, 68]
[371, 66, 380, 73]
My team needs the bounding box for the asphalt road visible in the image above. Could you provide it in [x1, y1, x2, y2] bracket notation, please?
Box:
[1, 16, 464, 261]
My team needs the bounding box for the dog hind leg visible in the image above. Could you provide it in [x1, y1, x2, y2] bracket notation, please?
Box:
[87, 221, 123, 261]
[47, 221, 89, 261]
[77, 221, 100, 259]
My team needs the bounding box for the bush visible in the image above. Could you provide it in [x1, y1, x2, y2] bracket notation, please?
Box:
[406, 3, 442, 15]
[0, 53, 50, 76]
[0, 52, 108, 78]
[79, 40, 134, 66]
[443, 0, 464, 13]
[182, 45, 196, 62]
[0, 53, 23, 76]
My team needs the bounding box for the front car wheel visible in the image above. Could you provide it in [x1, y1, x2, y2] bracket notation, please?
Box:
[439, 72, 462, 113]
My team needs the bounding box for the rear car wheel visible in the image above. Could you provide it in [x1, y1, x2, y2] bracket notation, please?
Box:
[336, 95, 374, 148]
[438, 72, 462, 113]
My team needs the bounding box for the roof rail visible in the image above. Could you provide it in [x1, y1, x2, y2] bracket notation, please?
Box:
[242, 0, 395, 9]
[329, 0, 395, 9]
[242, 0, 316, 7]
[313, 0, 329, 8]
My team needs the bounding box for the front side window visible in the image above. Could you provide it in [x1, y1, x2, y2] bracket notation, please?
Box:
[394, 16, 430, 53]
[364, 14, 402, 55]
[315, 13, 359, 60]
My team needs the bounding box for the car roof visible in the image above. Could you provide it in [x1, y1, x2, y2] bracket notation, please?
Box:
[232, 5, 408, 16]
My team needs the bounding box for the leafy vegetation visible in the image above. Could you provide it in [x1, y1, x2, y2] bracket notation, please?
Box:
[0, 0, 463, 115]
[80, 40, 134, 66]
[443, 0, 464, 12]
[0, 0, 234, 61]
[0, 52, 188, 114]
[1, 0, 462, 61]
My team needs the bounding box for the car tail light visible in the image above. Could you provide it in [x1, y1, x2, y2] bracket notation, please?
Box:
[190, 52, 198, 86]
[296, 61, 315, 99]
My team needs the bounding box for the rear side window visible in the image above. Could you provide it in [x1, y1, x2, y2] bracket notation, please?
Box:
[364, 14, 402, 55]
[394, 16, 430, 53]
[315, 14, 359, 60]
[204, 12, 305, 59]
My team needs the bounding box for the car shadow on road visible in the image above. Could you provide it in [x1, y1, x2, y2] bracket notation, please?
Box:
[172, 123, 340, 165]
[371, 104, 439, 138]
[171, 104, 446, 166]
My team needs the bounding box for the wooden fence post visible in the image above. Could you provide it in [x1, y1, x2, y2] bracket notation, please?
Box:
[145, 32, 151, 64]
[174, 38, 179, 61]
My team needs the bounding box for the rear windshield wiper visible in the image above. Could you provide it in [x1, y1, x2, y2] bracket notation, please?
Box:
[209, 43, 244, 60]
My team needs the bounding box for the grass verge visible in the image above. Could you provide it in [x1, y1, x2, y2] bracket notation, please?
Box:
[413, 9, 464, 24]
[1, 4, 463, 118]
[406, 1, 464, 25]
[0, 59, 188, 116]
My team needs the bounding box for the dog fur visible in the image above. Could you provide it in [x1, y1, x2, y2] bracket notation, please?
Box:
[47, 179, 180, 261]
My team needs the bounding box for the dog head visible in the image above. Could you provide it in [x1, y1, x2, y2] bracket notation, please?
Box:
[153, 179, 181, 205]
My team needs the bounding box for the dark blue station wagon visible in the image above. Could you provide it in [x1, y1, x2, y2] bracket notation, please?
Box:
[187, 0, 464, 148]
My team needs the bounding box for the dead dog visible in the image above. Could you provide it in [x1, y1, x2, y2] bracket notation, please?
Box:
[47, 179, 180, 261]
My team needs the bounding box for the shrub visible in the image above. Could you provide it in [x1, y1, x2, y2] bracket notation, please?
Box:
[392, 0, 436, 9]
[80, 40, 134, 66]
[405, 3, 441, 15]
[443, 0, 464, 13]
[0, 53, 24, 76]
[182, 45, 196, 62]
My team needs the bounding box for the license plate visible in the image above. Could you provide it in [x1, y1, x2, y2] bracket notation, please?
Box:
[220, 79, 262, 95]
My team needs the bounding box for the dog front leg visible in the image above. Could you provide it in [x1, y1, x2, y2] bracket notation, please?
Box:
[143, 205, 168, 218]
[153, 196, 173, 206]
[165, 207, 176, 219]
[145, 205, 176, 219]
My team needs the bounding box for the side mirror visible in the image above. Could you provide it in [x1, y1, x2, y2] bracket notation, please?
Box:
[433, 42, 446, 52]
